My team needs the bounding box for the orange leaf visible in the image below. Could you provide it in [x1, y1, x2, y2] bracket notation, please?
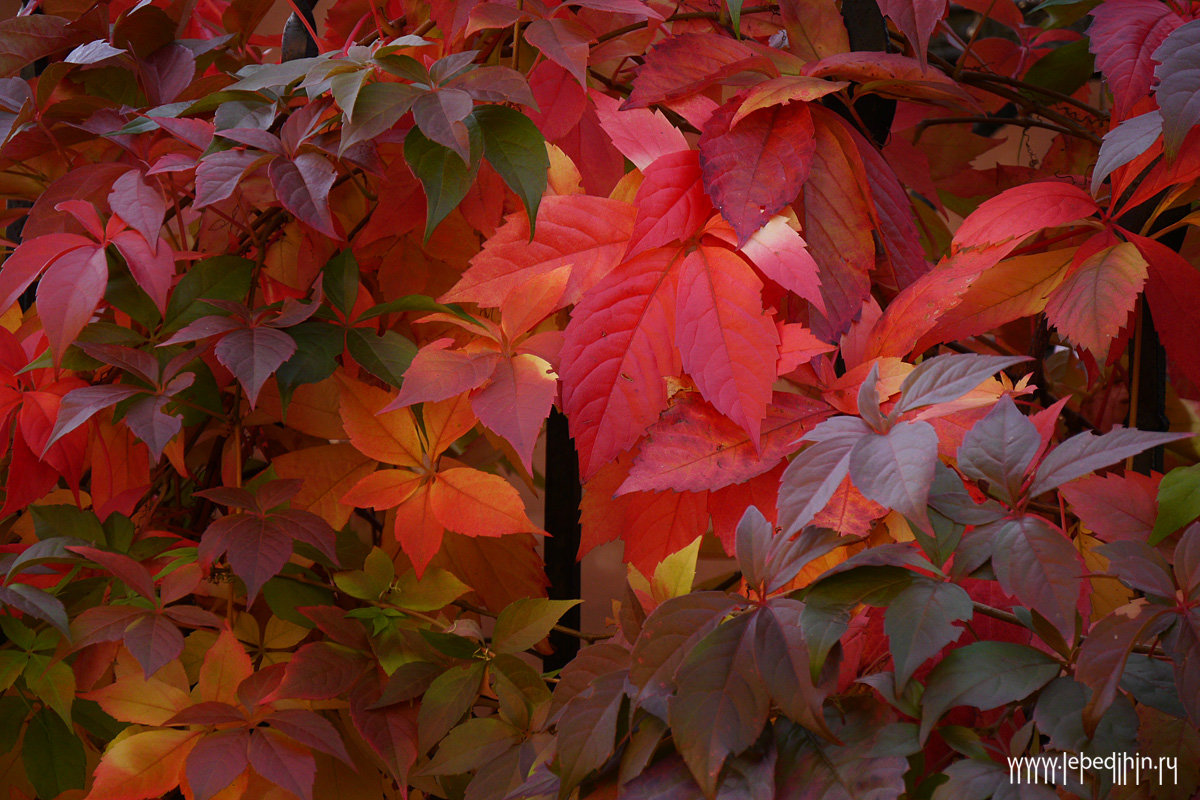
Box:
[429, 467, 538, 537]
[339, 375, 423, 468]
[422, 393, 477, 458]
[342, 469, 426, 510]
[196, 629, 254, 706]
[392, 481, 444, 577]
[82, 671, 193, 726]
[273, 443, 378, 529]
[86, 728, 201, 800]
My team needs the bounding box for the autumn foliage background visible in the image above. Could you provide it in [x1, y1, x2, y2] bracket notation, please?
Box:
[2, 0, 1200, 797]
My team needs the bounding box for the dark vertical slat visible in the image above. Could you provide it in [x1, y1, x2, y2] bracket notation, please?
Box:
[282, 0, 319, 61]
[543, 408, 582, 670]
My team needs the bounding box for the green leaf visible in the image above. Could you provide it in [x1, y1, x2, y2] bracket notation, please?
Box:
[556, 670, 627, 793]
[919, 642, 1060, 742]
[30, 505, 105, 543]
[322, 250, 359, 316]
[423, 717, 520, 776]
[489, 653, 551, 731]
[0, 651, 27, 693]
[885, 580, 973, 690]
[163, 256, 254, 333]
[471, 105, 548, 235]
[803, 565, 915, 610]
[333, 547, 394, 600]
[262, 575, 336, 628]
[1024, 38, 1094, 97]
[491, 598, 581, 654]
[22, 707, 86, 800]
[276, 322, 342, 405]
[24, 654, 76, 724]
[356, 295, 480, 326]
[346, 328, 417, 388]
[417, 661, 486, 752]
[387, 567, 470, 612]
[341, 81, 422, 155]
[404, 119, 482, 241]
[106, 268, 163, 329]
[1153, 463, 1200, 544]
[726, 0, 743, 36]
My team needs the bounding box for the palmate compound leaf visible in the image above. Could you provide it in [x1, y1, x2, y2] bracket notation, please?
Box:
[674, 245, 780, 443]
[698, 97, 816, 246]
[778, 416, 873, 535]
[918, 641, 1060, 743]
[405, 118, 483, 241]
[560, 247, 683, 479]
[669, 611, 769, 797]
[1044, 242, 1148, 358]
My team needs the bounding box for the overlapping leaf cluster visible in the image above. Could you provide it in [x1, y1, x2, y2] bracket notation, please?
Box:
[2, 0, 1200, 798]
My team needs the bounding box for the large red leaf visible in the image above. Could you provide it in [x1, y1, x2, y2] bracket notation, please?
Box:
[627, 150, 712, 256]
[0, 232, 93, 312]
[560, 247, 684, 478]
[698, 97, 815, 246]
[1044, 242, 1147, 357]
[1059, 472, 1159, 543]
[1089, 0, 1187, 121]
[35, 244, 107, 363]
[442, 195, 636, 308]
[108, 170, 165, 244]
[186, 729, 249, 800]
[111, 230, 174, 315]
[951, 181, 1099, 256]
[1127, 232, 1200, 394]
[877, 0, 947, 68]
[624, 33, 775, 109]
[675, 245, 779, 442]
[620, 392, 828, 494]
[591, 89, 689, 171]
[802, 108, 877, 335]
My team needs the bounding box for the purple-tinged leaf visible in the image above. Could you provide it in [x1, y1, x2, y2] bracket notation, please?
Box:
[123, 612, 184, 678]
[1091, 110, 1162, 193]
[266, 709, 353, 764]
[670, 612, 767, 796]
[778, 416, 872, 535]
[237, 663, 287, 711]
[161, 605, 222, 629]
[339, 82, 421, 155]
[44, 385, 144, 454]
[1077, 607, 1172, 735]
[555, 671, 626, 792]
[65, 40, 125, 64]
[220, 127, 285, 154]
[856, 361, 885, 431]
[885, 579, 972, 690]
[986, 514, 1084, 640]
[1096, 540, 1175, 598]
[109, 170, 165, 244]
[848, 420, 939, 531]
[194, 150, 262, 208]
[764, 526, 843, 596]
[422, 717, 520, 776]
[1153, 19, 1200, 156]
[755, 599, 832, 737]
[186, 729, 250, 800]
[775, 703, 909, 800]
[629, 592, 741, 716]
[70, 605, 144, 648]
[66, 545, 156, 601]
[412, 88, 475, 163]
[893, 353, 1029, 415]
[735, 505, 773, 590]
[1176, 522, 1200, 599]
[957, 395, 1041, 505]
[919, 642, 1060, 743]
[619, 756, 701, 800]
[159, 314, 240, 345]
[1030, 427, 1191, 495]
[198, 514, 293, 603]
[124, 393, 185, 461]
[447, 66, 536, 105]
[268, 153, 339, 238]
[349, 683, 419, 783]
[214, 326, 296, 408]
[0, 584, 70, 637]
[247, 728, 316, 800]
[75, 342, 159, 383]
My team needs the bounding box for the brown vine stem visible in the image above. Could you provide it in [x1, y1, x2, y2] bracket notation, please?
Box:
[913, 115, 1087, 142]
[956, 70, 1108, 121]
[454, 599, 607, 642]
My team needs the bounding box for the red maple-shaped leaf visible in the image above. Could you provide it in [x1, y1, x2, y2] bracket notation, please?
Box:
[698, 97, 816, 246]
[624, 33, 776, 109]
[442, 194, 636, 309]
[1044, 242, 1147, 357]
[619, 392, 830, 494]
[591, 89, 689, 171]
[560, 247, 684, 478]
[675, 245, 780, 442]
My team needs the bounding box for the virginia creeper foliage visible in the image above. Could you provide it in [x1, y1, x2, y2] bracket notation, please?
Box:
[1, 0, 1200, 798]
